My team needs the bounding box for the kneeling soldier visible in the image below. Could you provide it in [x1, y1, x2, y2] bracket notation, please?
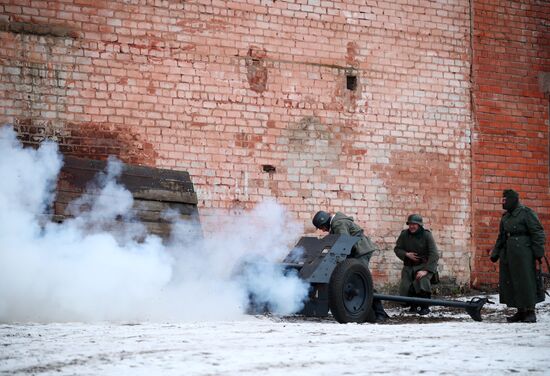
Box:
[394, 214, 439, 315]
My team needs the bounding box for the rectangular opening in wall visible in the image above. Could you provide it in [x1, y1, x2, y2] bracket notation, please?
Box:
[262, 164, 276, 173]
[346, 75, 357, 91]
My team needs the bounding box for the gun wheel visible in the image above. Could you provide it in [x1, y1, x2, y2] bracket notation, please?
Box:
[328, 258, 374, 323]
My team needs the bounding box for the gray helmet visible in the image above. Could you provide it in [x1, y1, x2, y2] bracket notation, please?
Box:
[312, 211, 331, 229]
[406, 214, 423, 226]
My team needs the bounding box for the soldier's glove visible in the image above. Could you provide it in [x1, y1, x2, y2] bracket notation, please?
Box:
[489, 254, 499, 263]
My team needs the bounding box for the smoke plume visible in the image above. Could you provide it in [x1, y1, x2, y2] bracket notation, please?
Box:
[0, 125, 308, 322]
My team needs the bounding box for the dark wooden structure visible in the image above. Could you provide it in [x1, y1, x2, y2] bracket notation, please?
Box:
[54, 156, 200, 239]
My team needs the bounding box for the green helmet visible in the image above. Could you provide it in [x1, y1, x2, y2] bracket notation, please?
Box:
[312, 211, 331, 229]
[406, 214, 423, 226]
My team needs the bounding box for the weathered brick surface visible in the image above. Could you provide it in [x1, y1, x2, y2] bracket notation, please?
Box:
[2, 0, 541, 287]
[471, 0, 550, 288]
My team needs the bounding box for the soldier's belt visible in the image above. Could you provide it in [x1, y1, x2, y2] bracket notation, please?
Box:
[505, 232, 528, 238]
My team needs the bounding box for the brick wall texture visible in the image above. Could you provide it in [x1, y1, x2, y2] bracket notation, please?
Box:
[0, 0, 548, 287]
[471, 0, 550, 288]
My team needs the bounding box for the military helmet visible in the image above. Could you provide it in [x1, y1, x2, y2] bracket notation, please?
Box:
[503, 189, 519, 199]
[312, 211, 331, 229]
[406, 214, 423, 226]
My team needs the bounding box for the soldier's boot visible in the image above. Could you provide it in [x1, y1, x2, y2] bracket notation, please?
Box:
[373, 298, 390, 322]
[506, 309, 525, 323]
[418, 292, 431, 315]
[522, 309, 536, 323]
[406, 287, 419, 314]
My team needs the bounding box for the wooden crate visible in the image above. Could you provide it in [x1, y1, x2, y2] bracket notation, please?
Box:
[53, 156, 199, 240]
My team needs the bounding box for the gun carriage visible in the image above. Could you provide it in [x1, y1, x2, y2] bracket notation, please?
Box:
[245, 234, 490, 323]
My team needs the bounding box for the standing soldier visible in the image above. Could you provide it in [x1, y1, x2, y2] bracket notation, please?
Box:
[394, 214, 439, 315]
[490, 189, 546, 323]
[312, 210, 389, 322]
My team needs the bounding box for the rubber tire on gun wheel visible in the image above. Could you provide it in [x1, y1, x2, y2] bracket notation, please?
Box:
[328, 258, 374, 323]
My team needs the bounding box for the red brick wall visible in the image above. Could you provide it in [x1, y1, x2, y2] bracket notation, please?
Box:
[471, 0, 550, 288]
[1, 0, 475, 285]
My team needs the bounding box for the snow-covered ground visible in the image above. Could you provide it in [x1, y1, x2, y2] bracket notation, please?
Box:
[2, 295, 549, 376]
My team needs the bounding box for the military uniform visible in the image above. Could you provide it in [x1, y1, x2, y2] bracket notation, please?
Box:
[329, 212, 378, 264]
[394, 228, 439, 297]
[491, 205, 545, 309]
[313, 210, 387, 321]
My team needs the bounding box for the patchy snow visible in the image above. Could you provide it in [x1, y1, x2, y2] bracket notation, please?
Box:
[2, 296, 549, 376]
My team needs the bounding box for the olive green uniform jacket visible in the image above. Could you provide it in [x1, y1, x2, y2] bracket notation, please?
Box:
[394, 229, 439, 296]
[330, 212, 377, 262]
[491, 205, 545, 308]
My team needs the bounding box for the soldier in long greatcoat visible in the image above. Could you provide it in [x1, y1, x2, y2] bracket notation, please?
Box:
[490, 189, 546, 323]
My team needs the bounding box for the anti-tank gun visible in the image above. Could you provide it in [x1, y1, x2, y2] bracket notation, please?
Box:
[246, 234, 490, 323]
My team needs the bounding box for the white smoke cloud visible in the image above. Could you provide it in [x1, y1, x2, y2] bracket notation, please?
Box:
[65, 156, 149, 244]
[0, 125, 308, 322]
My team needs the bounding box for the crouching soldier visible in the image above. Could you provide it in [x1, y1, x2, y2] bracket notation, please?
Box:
[312, 210, 389, 322]
[394, 214, 439, 315]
